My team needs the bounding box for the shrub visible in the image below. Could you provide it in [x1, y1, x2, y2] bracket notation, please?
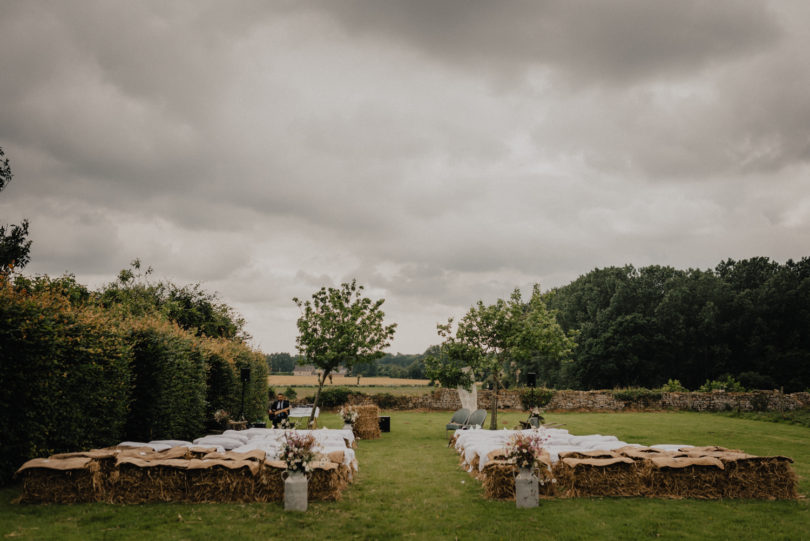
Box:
[370, 393, 404, 409]
[698, 375, 745, 393]
[750, 391, 771, 412]
[612, 387, 663, 405]
[284, 387, 298, 401]
[661, 379, 687, 392]
[316, 387, 354, 408]
[738, 371, 777, 391]
[520, 387, 555, 410]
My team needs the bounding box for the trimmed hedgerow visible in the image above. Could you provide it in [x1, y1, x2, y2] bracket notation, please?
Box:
[123, 318, 207, 442]
[0, 279, 132, 483]
[199, 338, 269, 423]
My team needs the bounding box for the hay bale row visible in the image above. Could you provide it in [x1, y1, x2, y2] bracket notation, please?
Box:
[16, 447, 354, 504]
[353, 404, 381, 440]
[459, 445, 798, 501]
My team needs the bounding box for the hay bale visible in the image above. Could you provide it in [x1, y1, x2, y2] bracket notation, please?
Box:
[647, 457, 727, 499]
[720, 456, 798, 500]
[15, 457, 99, 503]
[255, 461, 285, 502]
[481, 460, 556, 500]
[108, 458, 189, 503]
[309, 461, 350, 501]
[353, 404, 381, 440]
[553, 457, 643, 498]
[185, 460, 258, 503]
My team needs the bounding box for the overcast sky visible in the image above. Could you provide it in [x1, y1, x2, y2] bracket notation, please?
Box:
[2, 0, 809, 354]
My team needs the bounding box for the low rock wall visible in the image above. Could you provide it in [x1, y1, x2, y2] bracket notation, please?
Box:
[370, 388, 810, 412]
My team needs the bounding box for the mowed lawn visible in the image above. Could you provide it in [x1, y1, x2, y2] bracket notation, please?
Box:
[1, 411, 808, 540]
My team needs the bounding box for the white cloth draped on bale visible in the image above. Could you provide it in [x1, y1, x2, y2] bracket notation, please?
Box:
[453, 427, 694, 471]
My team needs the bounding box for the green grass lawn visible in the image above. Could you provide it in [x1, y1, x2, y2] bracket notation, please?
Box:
[1, 411, 808, 540]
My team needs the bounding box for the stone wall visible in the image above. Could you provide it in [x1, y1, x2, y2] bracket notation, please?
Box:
[367, 388, 810, 413]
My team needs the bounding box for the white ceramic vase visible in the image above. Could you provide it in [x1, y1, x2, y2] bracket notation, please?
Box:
[515, 467, 539, 508]
[284, 471, 308, 511]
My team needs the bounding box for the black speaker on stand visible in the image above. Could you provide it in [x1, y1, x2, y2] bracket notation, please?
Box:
[526, 372, 537, 408]
[240, 367, 251, 420]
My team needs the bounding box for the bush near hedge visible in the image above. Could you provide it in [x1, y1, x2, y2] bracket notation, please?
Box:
[0, 279, 132, 484]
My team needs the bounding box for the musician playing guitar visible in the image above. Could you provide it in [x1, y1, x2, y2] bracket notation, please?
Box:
[269, 393, 291, 428]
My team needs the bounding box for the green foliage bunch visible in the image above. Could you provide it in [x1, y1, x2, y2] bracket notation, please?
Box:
[611, 387, 663, 405]
[315, 387, 354, 408]
[519, 387, 555, 410]
[698, 375, 745, 393]
[660, 379, 687, 392]
[0, 277, 132, 483]
[0, 146, 31, 275]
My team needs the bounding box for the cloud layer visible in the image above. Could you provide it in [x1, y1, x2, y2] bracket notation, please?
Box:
[2, 0, 809, 353]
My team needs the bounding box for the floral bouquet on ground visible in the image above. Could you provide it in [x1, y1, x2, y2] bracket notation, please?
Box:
[279, 417, 297, 430]
[213, 409, 230, 428]
[505, 429, 551, 470]
[280, 432, 318, 474]
[339, 405, 358, 425]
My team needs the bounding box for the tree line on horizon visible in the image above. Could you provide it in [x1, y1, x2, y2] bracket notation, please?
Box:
[542, 258, 810, 393]
[271, 257, 810, 395]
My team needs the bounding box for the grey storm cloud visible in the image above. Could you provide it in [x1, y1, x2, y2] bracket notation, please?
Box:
[1, 0, 809, 353]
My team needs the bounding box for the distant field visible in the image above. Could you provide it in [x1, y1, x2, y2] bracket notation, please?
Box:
[268, 375, 431, 387]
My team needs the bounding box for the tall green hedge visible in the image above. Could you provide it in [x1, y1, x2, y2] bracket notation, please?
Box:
[0, 281, 131, 483]
[201, 339, 269, 423]
[124, 320, 207, 442]
[0, 276, 269, 484]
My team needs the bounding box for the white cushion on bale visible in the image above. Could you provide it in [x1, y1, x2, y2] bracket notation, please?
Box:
[118, 428, 358, 471]
[453, 427, 694, 472]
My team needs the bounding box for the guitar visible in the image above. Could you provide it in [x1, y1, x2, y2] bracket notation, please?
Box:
[269, 403, 291, 417]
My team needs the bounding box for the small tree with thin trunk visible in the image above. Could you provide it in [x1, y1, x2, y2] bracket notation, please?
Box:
[427, 285, 575, 429]
[293, 280, 397, 427]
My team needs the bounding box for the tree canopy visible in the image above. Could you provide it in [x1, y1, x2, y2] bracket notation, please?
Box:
[545, 258, 810, 391]
[427, 285, 575, 429]
[293, 279, 397, 425]
[0, 147, 32, 274]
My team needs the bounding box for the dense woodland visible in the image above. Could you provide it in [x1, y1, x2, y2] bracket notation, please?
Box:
[542, 258, 810, 393]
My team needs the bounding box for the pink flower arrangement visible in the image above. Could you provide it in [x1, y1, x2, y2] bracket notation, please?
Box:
[505, 430, 550, 470]
[280, 432, 317, 473]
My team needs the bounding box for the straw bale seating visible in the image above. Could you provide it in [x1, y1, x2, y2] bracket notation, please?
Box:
[452, 429, 797, 501]
[15, 428, 358, 504]
[353, 404, 381, 440]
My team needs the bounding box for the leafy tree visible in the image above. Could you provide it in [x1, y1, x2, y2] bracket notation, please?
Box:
[427, 285, 575, 429]
[293, 280, 397, 426]
[0, 147, 32, 274]
[266, 352, 297, 373]
[98, 259, 248, 341]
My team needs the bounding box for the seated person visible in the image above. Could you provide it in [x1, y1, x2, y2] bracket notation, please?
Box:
[268, 393, 291, 428]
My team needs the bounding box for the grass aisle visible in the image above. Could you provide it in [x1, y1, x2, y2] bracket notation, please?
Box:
[0, 411, 808, 540]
